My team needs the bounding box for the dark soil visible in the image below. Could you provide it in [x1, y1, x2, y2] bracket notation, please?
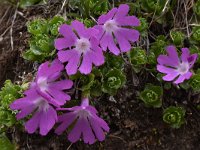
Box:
[0, 1, 200, 150]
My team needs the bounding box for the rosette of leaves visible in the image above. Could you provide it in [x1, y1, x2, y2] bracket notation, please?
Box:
[24, 16, 66, 62]
[194, 0, 200, 16]
[170, 31, 184, 46]
[163, 106, 186, 128]
[0, 80, 24, 132]
[102, 69, 126, 95]
[49, 16, 66, 36]
[23, 34, 55, 62]
[189, 73, 200, 93]
[27, 19, 48, 35]
[139, 84, 163, 108]
[129, 48, 147, 73]
[192, 27, 200, 43]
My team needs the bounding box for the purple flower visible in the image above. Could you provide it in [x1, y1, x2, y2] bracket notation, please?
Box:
[55, 98, 109, 144]
[34, 59, 73, 106]
[94, 4, 140, 55]
[54, 20, 105, 75]
[10, 88, 57, 135]
[157, 45, 198, 84]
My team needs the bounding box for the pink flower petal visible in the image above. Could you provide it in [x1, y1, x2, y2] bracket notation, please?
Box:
[90, 38, 105, 66]
[10, 97, 33, 110]
[71, 20, 87, 38]
[48, 87, 71, 104]
[100, 33, 110, 51]
[162, 73, 179, 81]
[108, 37, 120, 55]
[181, 48, 190, 62]
[49, 80, 73, 90]
[79, 52, 93, 74]
[188, 54, 198, 68]
[65, 51, 81, 75]
[94, 114, 110, 132]
[114, 4, 129, 18]
[55, 112, 77, 135]
[82, 118, 96, 144]
[174, 72, 192, 84]
[68, 118, 83, 143]
[16, 104, 35, 120]
[116, 16, 140, 26]
[157, 55, 179, 67]
[89, 116, 106, 141]
[115, 31, 131, 52]
[54, 38, 71, 50]
[59, 24, 76, 38]
[157, 65, 177, 74]
[98, 8, 117, 24]
[57, 50, 78, 63]
[39, 106, 57, 136]
[166, 46, 179, 65]
[37, 59, 63, 78]
[117, 28, 140, 42]
[25, 111, 41, 134]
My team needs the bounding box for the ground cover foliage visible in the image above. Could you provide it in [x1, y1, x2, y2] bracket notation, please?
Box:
[0, 0, 200, 149]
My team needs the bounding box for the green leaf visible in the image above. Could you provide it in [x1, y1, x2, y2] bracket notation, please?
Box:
[129, 48, 147, 66]
[105, 53, 124, 69]
[49, 16, 66, 36]
[194, 0, 200, 16]
[192, 27, 200, 43]
[139, 84, 163, 108]
[19, 0, 45, 8]
[135, 18, 148, 36]
[102, 69, 126, 95]
[27, 19, 48, 35]
[189, 74, 200, 93]
[170, 30, 184, 46]
[90, 80, 102, 97]
[0, 80, 24, 131]
[34, 34, 54, 52]
[80, 74, 95, 91]
[163, 106, 186, 128]
[141, 0, 167, 15]
[0, 134, 15, 150]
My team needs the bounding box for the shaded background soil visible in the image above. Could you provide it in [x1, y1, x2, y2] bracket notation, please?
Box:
[0, 0, 200, 149]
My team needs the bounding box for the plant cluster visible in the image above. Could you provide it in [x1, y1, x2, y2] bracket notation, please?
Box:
[1, 0, 200, 146]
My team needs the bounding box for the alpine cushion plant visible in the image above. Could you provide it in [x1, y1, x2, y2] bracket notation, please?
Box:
[55, 98, 109, 144]
[139, 84, 163, 108]
[55, 20, 104, 75]
[163, 106, 186, 129]
[157, 45, 198, 84]
[95, 4, 140, 55]
[10, 60, 73, 135]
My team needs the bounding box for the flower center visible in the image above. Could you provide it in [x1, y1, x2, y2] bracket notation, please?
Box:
[177, 62, 189, 75]
[103, 19, 118, 33]
[34, 98, 49, 112]
[37, 77, 48, 91]
[75, 38, 91, 53]
[77, 109, 91, 119]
